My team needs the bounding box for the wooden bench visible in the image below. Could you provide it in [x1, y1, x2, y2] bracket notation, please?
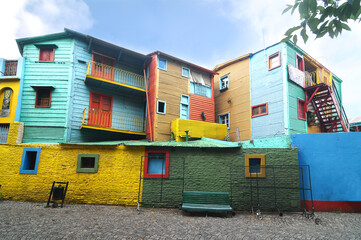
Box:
[181, 191, 233, 214]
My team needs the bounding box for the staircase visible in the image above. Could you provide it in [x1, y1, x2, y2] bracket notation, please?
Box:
[304, 83, 349, 132]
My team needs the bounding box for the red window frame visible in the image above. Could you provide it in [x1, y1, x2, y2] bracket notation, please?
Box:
[143, 149, 169, 179]
[296, 53, 305, 72]
[268, 52, 281, 70]
[35, 88, 52, 108]
[298, 99, 306, 120]
[39, 47, 55, 62]
[251, 103, 268, 118]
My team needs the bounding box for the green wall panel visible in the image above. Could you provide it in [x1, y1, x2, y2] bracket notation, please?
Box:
[142, 147, 300, 211]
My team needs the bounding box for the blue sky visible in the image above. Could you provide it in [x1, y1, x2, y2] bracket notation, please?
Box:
[1, 0, 360, 120]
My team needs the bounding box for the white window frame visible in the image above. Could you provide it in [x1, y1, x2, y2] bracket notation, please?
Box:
[220, 75, 229, 90]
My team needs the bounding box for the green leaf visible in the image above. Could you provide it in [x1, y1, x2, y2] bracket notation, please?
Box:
[285, 25, 302, 36]
[281, 35, 293, 43]
[301, 28, 309, 43]
[316, 29, 328, 38]
[293, 34, 298, 45]
[291, 2, 300, 14]
[352, 0, 361, 15]
[307, 18, 321, 33]
[309, 0, 317, 12]
[341, 22, 351, 30]
[282, 4, 293, 14]
[333, 19, 342, 32]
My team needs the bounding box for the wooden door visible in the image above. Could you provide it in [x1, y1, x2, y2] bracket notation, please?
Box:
[88, 93, 112, 128]
[92, 53, 115, 81]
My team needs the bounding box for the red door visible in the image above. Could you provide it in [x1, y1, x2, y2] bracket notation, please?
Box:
[92, 53, 115, 81]
[88, 92, 112, 128]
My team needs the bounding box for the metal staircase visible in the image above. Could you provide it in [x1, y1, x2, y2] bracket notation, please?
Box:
[304, 82, 349, 132]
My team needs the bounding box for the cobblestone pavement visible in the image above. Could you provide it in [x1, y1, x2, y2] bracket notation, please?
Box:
[0, 201, 361, 240]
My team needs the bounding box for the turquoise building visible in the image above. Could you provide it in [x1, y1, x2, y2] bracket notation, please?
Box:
[16, 29, 149, 143]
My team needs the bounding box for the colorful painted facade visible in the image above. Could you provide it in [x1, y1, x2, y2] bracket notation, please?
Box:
[214, 41, 348, 141]
[0, 57, 25, 144]
[146, 51, 217, 141]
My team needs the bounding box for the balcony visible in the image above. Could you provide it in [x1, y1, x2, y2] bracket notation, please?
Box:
[305, 68, 332, 88]
[190, 82, 212, 98]
[81, 107, 146, 135]
[85, 61, 146, 92]
[171, 118, 227, 142]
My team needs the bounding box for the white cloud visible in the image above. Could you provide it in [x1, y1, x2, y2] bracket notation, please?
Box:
[0, 0, 94, 59]
[211, 0, 361, 119]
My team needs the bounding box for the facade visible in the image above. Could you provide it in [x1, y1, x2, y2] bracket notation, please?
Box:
[214, 41, 347, 141]
[0, 57, 25, 144]
[14, 29, 223, 144]
[146, 51, 218, 141]
[16, 29, 150, 143]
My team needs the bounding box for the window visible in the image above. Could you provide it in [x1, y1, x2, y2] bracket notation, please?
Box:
[0, 88, 12, 118]
[158, 57, 167, 71]
[252, 103, 268, 118]
[143, 150, 169, 178]
[157, 100, 166, 114]
[268, 52, 281, 70]
[35, 88, 52, 108]
[298, 99, 306, 120]
[0, 124, 9, 143]
[296, 53, 304, 72]
[220, 75, 229, 90]
[180, 95, 189, 119]
[77, 154, 99, 173]
[219, 112, 230, 129]
[245, 154, 265, 178]
[39, 47, 55, 62]
[182, 67, 190, 78]
[19, 148, 41, 174]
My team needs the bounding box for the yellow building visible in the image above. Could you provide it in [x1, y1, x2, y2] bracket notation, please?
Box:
[0, 57, 25, 144]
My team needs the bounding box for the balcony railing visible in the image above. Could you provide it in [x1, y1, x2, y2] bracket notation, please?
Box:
[82, 108, 146, 134]
[3, 60, 18, 76]
[305, 69, 332, 88]
[86, 61, 145, 90]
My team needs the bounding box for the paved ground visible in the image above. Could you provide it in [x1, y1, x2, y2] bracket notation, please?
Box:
[0, 201, 360, 240]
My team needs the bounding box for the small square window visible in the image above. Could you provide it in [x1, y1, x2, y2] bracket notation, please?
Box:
[182, 67, 190, 78]
[144, 150, 169, 178]
[298, 99, 306, 120]
[39, 47, 55, 62]
[158, 57, 167, 71]
[219, 112, 230, 129]
[20, 148, 41, 174]
[251, 103, 268, 118]
[157, 100, 166, 114]
[35, 88, 52, 108]
[268, 52, 281, 70]
[77, 154, 99, 173]
[245, 154, 265, 178]
[220, 75, 229, 90]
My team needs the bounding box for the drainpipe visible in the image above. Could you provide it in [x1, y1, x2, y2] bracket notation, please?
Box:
[143, 61, 153, 141]
[185, 131, 189, 142]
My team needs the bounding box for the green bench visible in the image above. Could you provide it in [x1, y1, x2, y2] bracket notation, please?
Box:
[181, 191, 233, 215]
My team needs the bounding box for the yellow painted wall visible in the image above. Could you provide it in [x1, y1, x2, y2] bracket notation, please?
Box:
[155, 57, 189, 141]
[307, 124, 322, 133]
[214, 58, 251, 141]
[171, 118, 227, 142]
[0, 79, 20, 124]
[0, 143, 145, 205]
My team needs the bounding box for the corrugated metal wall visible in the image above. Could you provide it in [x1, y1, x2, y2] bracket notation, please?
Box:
[189, 94, 215, 123]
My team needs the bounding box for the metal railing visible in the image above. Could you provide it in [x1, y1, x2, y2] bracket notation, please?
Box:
[0, 124, 9, 143]
[3, 60, 18, 76]
[82, 107, 146, 133]
[332, 82, 349, 130]
[86, 61, 145, 90]
[305, 69, 332, 88]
